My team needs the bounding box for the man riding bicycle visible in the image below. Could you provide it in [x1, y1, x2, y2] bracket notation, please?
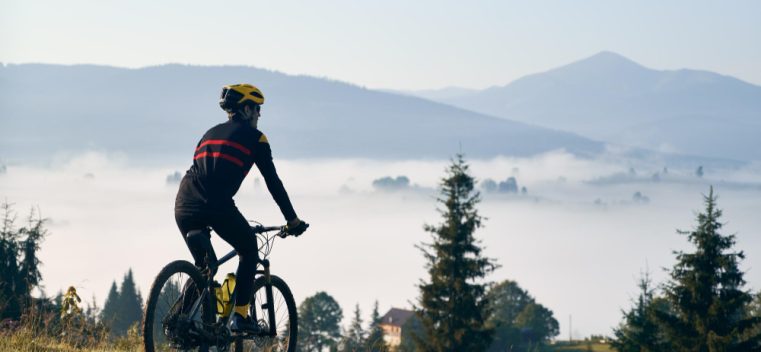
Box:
[174, 83, 308, 334]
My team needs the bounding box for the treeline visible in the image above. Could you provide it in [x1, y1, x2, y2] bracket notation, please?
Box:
[0, 202, 46, 322]
[295, 294, 385, 351]
[100, 269, 144, 337]
[0, 202, 112, 347]
[296, 280, 558, 352]
[0, 200, 146, 346]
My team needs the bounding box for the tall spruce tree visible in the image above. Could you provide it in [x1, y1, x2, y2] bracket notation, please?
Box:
[114, 269, 143, 336]
[612, 272, 668, 352]
[656, 187, 761, 351]
[0, 201, 22, 320]
[100, 281, 120, 332]
[342, 304, 366, 351]
[0, 202, 48, 320]
[364, 300, 387, 351]
[18, 208, 47, 305]
[414, 154, 497, 351]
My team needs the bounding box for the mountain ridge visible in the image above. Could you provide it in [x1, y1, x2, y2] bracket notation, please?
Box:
[407, 51, 761, 161]
[0, 63, 604, 164]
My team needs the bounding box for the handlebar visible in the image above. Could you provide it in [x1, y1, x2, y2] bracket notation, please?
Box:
[251, 225, 282, 234]
[251, 220, 309, 239]
[251, 224, 292, 238]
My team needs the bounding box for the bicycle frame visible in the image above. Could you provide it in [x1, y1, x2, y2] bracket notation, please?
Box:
[184, 226, 283, 340]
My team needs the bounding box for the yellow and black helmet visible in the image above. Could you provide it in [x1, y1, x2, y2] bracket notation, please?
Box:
[219, 84, 265, 111]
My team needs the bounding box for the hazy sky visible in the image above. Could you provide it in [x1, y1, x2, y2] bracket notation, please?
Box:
[2, 1, 760, 89]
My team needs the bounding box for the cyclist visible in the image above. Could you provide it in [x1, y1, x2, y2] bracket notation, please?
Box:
[174, 84, 308, 333]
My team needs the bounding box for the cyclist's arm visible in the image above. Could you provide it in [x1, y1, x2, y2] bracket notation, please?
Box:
[254, 135, 298, 222]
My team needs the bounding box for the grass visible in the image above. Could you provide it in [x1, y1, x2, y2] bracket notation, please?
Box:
[1, 326, 142, 352]
[0, 309, 141, 352]
[548, 341, 615, 352]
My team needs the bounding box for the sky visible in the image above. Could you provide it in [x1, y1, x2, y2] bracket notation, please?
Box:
[2, 1, 761, 90]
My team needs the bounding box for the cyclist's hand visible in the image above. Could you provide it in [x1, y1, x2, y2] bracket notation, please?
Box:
[286, 218, 309, 237]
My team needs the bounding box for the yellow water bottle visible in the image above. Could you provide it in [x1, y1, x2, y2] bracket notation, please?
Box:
[213, 281, 224, 316]
[220, 273, 237, 317]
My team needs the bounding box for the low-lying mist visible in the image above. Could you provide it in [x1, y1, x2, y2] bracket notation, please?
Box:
[1, 150, 760, 338]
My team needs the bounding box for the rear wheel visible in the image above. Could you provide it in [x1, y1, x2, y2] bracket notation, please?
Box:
[143, 260, 213, 352]
[233, 275, 297, 352]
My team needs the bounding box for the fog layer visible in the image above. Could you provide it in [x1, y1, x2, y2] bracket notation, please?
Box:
[1, 151, 760, 338]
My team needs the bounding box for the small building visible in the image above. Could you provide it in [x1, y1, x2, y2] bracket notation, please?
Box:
[379, 308, 415, 349]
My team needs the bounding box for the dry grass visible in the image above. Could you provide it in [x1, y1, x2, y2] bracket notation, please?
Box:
[0, 325, 142, 352]
[0, 306, 141, 352]
[549, 341, 615, 352]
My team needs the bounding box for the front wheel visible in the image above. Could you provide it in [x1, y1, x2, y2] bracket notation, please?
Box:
[143, 260, 213, 352]
[234, 275, 298, 352]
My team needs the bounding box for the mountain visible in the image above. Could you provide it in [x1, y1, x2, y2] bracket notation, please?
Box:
[414, 52, 761, 161]
[391, 87, 480, 101]
[0, 64, 603, 163]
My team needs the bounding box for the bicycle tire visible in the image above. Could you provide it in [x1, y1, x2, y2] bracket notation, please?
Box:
[143, 260, 214, 352]
[233, 275, 298, 352]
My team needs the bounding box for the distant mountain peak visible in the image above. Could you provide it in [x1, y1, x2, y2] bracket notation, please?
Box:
[588, 50, 633, 61]
[558, 51, 647, 74]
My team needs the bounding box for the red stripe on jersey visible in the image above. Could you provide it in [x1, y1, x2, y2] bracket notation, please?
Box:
[196, 139, 251, 155]
[194, 152, 245, 167]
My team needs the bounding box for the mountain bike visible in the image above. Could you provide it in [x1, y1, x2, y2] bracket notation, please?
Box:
[142, 223, 300, 352]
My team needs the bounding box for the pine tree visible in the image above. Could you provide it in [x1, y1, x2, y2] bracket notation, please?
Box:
[612, 272, 668, 352]
[18, 207, 47, 306]
[0, 202, 48, 320]
[114, 269, 143, 336]
[85, 294, 99, 325]
[414, 154, 497, 351]
[364, 300, 387, 351]
[100, 281, 120, 332]
[342, 304, 366, 351]
[656, 187, 761, 351]
[0, 201, 22, 320]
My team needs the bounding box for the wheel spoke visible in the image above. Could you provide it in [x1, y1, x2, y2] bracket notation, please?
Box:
[143, 261, 210, 352]
[238, 276, 296, 352]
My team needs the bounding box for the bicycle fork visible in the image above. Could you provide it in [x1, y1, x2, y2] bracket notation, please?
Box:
[259, 259, 277, 337]
[220, 259, 278, 337]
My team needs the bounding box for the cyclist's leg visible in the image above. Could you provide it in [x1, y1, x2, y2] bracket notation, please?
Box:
[174, 205, 210, 314]
[207, 204, 260, 308]
[175, 205, 212, 267]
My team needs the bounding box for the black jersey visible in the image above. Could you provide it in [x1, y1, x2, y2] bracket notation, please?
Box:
[176, 118, 297, 221]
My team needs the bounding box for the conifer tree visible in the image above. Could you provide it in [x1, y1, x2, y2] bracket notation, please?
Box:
[18, 208, 47, 305]
[656, 187, 761, 351]
[0, 202, 48, 320]
[414, 154, 497, 351]
[85, 294, 99, 325]
[114, 269, 143, 336]
[612, 272, 668, 352]
[364, 300, 387, 351]
[342, 304, 366, 351]
[0, 201, 22, 320]
[100, 281, 120, 331]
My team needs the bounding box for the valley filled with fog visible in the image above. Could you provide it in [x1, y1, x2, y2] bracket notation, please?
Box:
[2, 151, 760, 338]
